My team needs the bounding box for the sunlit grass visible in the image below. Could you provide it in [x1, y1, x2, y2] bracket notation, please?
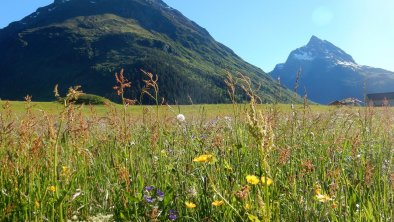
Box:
[0, 98, 393, 221]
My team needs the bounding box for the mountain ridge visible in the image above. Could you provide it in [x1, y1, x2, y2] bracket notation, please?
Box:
[0, 0, 300, 103]
[270, 36, 394, 104]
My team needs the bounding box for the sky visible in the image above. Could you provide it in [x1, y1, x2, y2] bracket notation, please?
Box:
[1, 0, 393, 72]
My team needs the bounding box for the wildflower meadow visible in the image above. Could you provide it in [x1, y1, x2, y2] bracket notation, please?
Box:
[0, 71, 393, 221]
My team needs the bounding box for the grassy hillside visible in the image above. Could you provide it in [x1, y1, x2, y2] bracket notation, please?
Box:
[0, 0, 300, 104]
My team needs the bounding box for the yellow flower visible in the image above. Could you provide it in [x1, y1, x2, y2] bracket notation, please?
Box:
[193, 154, 214, 163]
[185, 201, 196, 209]
[34, 201, 40, 209]
[260, 176, 273, 186]
[212, 200, 224, 207]
[61, 166, 69, 176]
[316, 194, 332, 203]
[244, 203, 251, 210]
[314, 184, 322, 195]
[48, 186, 56, 192]
[246, 175, 260, 185]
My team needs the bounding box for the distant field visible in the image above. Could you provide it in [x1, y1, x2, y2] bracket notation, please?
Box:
[1, 100, 335, 117]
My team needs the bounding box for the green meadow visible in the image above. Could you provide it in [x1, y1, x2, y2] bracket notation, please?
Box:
[0, 97, 393, 221]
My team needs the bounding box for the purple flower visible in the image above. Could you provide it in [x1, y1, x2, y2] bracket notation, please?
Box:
[144, 195, 154, 203]
[156, 189, 164, 198]
[169, 210, 177, 221]
[144, 186, 154, 192]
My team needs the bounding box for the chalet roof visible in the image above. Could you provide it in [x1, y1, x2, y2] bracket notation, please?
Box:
[366, 92, 394, 100]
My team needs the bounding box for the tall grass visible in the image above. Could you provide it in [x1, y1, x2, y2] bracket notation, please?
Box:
[0, 72, 393, 221]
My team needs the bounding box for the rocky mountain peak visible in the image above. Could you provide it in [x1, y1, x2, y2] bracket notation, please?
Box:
[306, 35, 325, 47]
[270, 35, 394, 104]
[289, 35, 356, 65]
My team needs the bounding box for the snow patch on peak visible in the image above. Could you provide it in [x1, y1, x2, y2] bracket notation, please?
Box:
[292, 51, 314, 61]
[335, 60, 360, 70]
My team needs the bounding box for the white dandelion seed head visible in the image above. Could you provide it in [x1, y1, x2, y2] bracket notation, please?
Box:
[176, 114, 185, 122]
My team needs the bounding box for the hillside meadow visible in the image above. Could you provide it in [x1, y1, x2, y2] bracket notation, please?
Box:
[0, 98, 393, 221]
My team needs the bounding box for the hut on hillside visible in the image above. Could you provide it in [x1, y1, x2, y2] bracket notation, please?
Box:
[366, 92, 394, 106]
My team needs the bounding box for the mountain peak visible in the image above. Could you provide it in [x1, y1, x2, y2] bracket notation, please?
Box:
[270, 36, 394, 104]
[307, 35, 324, 46]
[289, 35, 356, 64]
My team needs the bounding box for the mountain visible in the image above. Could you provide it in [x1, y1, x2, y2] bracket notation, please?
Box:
[0, 0, 299, 104]
[270, 35, 394, 104]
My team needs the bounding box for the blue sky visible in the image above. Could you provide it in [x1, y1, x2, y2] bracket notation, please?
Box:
[1, 0, 393, 72]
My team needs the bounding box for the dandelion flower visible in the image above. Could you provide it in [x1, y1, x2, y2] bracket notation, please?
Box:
[246, 175, 260, 185]
[185, 201, 196, 209]
[260, 176, 273, 186]
[48, 186, 56, 192]
[193, 154, 214, 163]
[212, 200, 224, 207]
[176, 114, 185, 122]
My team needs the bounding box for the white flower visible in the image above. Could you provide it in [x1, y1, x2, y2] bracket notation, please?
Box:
[176, 114, 185, 122]
[224, 116, 232, 122]
[71, 189, 82, 200]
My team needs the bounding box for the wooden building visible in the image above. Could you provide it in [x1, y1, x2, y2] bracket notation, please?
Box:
[366, 92, 394, 106]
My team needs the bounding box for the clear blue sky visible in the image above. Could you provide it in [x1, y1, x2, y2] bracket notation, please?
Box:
[1, 0, 393, 72]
